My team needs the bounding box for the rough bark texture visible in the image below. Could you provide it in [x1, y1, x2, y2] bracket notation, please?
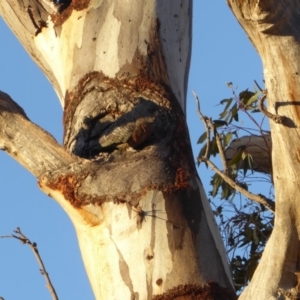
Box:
[0, 1, 235, 299]
[0, 91, 76, 175]
[227, 1, 300, 299]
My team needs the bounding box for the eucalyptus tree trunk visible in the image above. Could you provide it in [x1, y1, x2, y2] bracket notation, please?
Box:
[227, 1, 300, 299]
[0, 1, 234, 299]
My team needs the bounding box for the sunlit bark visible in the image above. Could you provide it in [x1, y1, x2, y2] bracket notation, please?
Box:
[227, 1, 300, 299]
[0, 1, 234, 299]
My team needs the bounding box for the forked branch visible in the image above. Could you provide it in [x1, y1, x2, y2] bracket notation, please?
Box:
[194, 92, 275, 213]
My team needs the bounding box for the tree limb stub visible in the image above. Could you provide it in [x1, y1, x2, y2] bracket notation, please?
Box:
[0, 91, 76, 176]
[258, 94, 293, 127]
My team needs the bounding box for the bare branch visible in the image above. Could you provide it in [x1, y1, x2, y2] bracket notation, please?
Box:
[2, 228, 58, 300]
[207, 118, 229, 174]
[193, 91, 211, 159]
[0, 91, 77, 176]
[193, 91, 229, 173]
[258, 94, 285, 124]
[199, 157, 275, 213]
[254, 80, 264, 92]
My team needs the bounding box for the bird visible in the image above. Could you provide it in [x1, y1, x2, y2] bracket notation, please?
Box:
[51, 0, 71, 13]
[39, 0, 71, 15]
[98, 99, 158, 150]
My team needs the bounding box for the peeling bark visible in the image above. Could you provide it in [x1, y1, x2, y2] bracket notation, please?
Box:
[227, 1, 300, 299]
[0, 1, 235, 299]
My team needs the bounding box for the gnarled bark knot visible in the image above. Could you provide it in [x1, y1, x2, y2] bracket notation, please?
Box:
[258, 94, 286, 124]
[37, 148, 192, 217]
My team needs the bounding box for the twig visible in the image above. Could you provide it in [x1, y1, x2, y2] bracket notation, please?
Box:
[258, 94, 285, 124]
[193, 91, 211, 159]
[254, 80, 264, 92]
[193, 90, 229, 173]
[206, 118, 229, 174]
[193, 90, 275, 213]
[1, 228, 58, 300]
[199, 157, 275, 213]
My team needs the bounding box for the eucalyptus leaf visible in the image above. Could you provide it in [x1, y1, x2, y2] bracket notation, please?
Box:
[197, 132, 207, 144]
[229, 152, 243, 166]
[239, 89, 255, 104]
[213, 120, 228, 128]
[245, 91, 260, 108]
[224, 132, 233, 147]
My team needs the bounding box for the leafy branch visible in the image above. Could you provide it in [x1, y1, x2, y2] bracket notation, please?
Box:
[193, 90, 274, 213]
[194, 83, 275, 292]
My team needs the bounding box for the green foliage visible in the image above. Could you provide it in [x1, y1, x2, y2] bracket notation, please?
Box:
[210, 173, 237, 199]
[217, 89, 261, 124]
[197, 83, 274, 292]
[228, 210, 273, 289]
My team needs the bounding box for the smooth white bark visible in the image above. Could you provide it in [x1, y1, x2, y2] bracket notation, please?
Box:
[0, 1, 235, 299]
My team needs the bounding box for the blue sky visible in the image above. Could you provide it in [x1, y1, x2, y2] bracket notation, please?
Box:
[0, 2, 262, 299]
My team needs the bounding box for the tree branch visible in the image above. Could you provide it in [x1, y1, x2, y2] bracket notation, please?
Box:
[1, 227, 58, 300]
[193, 91, 211, 159]
[199, 157, 275, 213]
[0, 91, 76, 176]
[194, 92, 275, 213]
[258, 94, 285, 124]
[207, 118, 229, 174]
